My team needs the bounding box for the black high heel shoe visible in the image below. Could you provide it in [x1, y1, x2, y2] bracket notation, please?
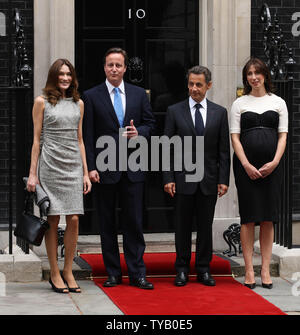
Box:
[244, 271, 256, 289]
[244, 282, 256, 289]
[49, 278, 69, 294]
[261, 271, 273, 289]
[61, 274, 81, 293]
[262, 282, 273, 289]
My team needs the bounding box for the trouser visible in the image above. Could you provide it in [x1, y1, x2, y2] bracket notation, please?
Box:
[175, 185, 217, 273]
[96, 175, 146, 279]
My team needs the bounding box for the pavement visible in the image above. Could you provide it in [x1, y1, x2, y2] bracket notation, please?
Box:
[0, 280, 122, 315]
[0, 233, 299, 317]
[0, 275, 299, 316]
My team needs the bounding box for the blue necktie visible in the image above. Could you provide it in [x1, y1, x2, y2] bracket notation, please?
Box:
[113, 87, 124, 127]
[195, 103, 204, 136]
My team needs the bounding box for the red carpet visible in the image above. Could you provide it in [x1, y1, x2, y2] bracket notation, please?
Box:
[80, 252, 286, 315]
[80, 252, 232, 276]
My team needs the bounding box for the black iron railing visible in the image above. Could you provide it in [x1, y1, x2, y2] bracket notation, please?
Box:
[273, 80, 293, 249]
[2, 7, 32, 254]
[260, 3, 297, 249]
[0, 87, 31, 254]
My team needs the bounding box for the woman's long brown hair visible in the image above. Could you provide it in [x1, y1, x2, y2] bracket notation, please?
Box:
[242, 57, 275, 95]
[43, 59, 80, 105]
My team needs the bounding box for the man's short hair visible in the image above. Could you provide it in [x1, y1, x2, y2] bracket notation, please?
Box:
[103, 47, 128, 66]
[187, 66, 212, 84]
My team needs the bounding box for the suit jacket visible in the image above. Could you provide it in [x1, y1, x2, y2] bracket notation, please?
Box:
[163, 98, 230, 195]
[83, 82, 156, 184]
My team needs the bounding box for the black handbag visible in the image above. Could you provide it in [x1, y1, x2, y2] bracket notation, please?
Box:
[14, 191, 50, 246]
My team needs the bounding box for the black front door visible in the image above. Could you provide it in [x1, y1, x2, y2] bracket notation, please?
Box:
[75, 0, 199, 234]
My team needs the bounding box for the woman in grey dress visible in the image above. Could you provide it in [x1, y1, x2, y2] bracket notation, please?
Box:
[27, 59, 91, 293]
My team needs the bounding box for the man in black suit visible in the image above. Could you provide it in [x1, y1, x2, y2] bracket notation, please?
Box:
[83, 48, 155, 289]
[163, 65, 230, 286]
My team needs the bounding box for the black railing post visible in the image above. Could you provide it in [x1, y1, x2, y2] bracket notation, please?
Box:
[8, 88, 13, 254]
[7, 0, 13, 255]
[4, 86, 30, 255]
[273, 80, 293, 249]
[15, 87, 31, 254]
[287, 79, 293, 248]
[260, 3, 296, 249]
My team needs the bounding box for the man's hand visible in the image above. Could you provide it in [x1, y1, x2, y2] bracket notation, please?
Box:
[217, 184, 228, 198]
[89, 170, 100, 183]
[164, 182, 176, 197]
[123, 119, 138, 139]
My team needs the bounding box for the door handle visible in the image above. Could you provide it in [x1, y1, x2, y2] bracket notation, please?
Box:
[145, 89, 151, 102]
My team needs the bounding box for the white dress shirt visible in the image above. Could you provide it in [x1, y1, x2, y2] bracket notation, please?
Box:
[105, 79, 126, 115]
[189, 96, 207, 127]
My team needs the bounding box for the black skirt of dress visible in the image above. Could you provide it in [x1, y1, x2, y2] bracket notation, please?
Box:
[233, 111, 283, 225]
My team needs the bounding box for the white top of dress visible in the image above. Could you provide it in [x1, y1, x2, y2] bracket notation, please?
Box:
[230, 93, 288, 134]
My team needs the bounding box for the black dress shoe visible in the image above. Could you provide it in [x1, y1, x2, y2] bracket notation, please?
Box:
[174, 272, 188, 286]
[103, 275, 122, 287]
[197, 272, 216, 286]
[129, 277, 154, 290]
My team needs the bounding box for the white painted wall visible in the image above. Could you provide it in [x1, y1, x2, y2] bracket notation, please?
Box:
[34, 0, 74, 97]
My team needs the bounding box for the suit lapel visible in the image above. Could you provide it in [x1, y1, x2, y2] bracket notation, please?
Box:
[98, 83, 120, 127]
[205, 99, 214, 135]
[123, 82, 132, 125]
[181, 99, 197, 135]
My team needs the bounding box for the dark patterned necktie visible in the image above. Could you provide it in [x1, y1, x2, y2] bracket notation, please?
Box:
[195, 103, 204, 136]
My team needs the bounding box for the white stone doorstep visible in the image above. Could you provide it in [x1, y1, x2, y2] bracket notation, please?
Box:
[0, 245, 42, 282]
[254, 241, 300, 280]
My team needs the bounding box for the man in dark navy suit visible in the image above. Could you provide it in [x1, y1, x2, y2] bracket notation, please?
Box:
[163, 66, 230, 287]
[83, 48, 155, 289]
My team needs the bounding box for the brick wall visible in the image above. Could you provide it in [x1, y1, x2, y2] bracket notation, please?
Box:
[251, 0, 300, 214]
[0, 0, 33, 228]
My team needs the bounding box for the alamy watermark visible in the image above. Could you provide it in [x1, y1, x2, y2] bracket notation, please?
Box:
[0, 272, 6, 297]
[95, 129, 204, 183]
[291, 272, 300, 297]
[292, 12, 300, 37]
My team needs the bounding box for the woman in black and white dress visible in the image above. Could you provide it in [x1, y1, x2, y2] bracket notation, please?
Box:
[230, 58, 288, 289]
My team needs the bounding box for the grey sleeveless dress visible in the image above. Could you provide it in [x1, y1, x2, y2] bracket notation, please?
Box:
[39, 97, 84, 215]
